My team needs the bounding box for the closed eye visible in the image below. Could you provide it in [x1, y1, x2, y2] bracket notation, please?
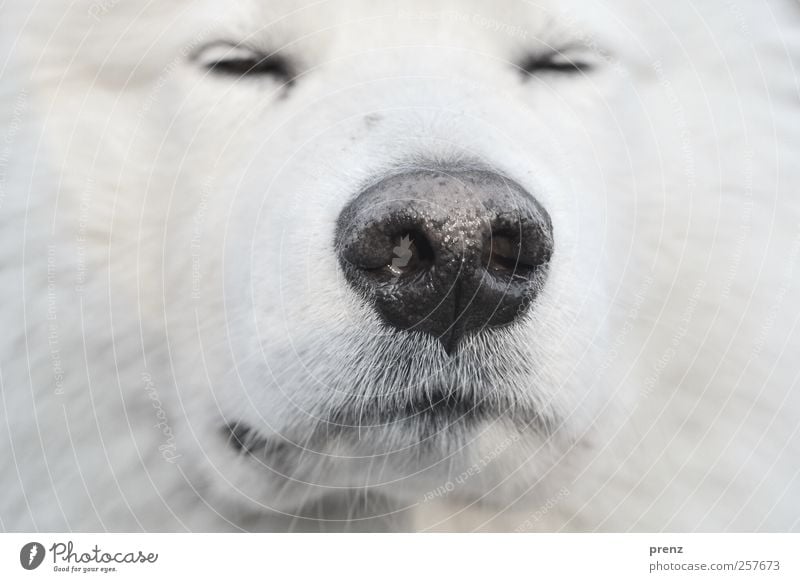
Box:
[518, 46, 593, 76]
[192, 41, 295, 83]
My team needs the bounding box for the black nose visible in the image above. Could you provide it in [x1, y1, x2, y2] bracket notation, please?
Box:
[335, 169, 553, 353]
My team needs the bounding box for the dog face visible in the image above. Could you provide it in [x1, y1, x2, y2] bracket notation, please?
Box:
[13, 0, 797, 530]
[14, 0, 631, 515]
[152, 0, 628, 514]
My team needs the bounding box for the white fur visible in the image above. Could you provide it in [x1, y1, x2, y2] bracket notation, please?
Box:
[1, 0, 799, 531]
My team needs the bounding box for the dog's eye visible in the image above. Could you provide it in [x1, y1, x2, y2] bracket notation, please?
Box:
[519, 47, 593, 76]
[192, 42, 294, 82]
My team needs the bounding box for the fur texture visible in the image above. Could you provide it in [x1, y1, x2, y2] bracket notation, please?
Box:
[1, 0, 799, 531]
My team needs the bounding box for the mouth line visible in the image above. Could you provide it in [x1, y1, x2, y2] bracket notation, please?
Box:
[222, 389, 480, 455]
[223, 387, 556, 460]
[221, 388, 484, 459]
[223, 421, 271, 456]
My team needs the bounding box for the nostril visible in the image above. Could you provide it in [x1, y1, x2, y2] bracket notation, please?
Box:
[483, 231, 536, 277]
[386, 230, 435, 278]
[346, 228, 435, 282]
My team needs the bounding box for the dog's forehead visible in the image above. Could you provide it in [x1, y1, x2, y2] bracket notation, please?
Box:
[9, 0, 625, 80]
[202, 0, 570, 53]
[223, 0, 553, 29]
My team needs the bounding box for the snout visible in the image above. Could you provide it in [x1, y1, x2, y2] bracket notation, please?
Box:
[335, 168, 553, 353]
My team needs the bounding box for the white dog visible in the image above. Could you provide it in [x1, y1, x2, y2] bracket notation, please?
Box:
[1, 0, 799, 532]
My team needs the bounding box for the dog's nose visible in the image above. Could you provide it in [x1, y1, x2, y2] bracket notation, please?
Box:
[335, 169, 553, 353]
